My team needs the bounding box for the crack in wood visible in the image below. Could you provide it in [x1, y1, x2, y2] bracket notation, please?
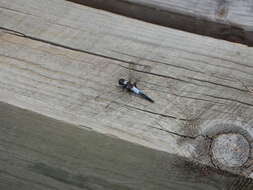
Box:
[142, 86, 227, 105]
[119, 65, 188, 83]
[149, 122, 213, 141]
[124, 104, 188, 121]
[181, 57, 253, 78]
[0, 27, 137, 67]
[203, 94, 253, 108]
[187, 76, 248, 92]
[111, 50, 206, 74]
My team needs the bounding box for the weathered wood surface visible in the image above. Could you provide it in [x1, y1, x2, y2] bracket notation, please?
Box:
[1, 102, 253, 190]
[0, 0, 253, 177]
[68, 0, 253, 46]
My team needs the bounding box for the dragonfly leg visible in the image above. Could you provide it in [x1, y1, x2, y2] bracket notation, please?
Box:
[127, 88, 132, 92]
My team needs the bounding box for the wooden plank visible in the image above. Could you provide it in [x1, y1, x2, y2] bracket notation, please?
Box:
[0, 0, 253, 178]
[1, 101, 253, 190]
[67, 0, 253, 46]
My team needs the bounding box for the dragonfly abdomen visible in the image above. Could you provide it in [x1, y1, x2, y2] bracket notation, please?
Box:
[131, 87, 141, 94]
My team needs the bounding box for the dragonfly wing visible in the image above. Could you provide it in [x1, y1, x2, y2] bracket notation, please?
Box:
[100, 84, 132, 110]
[128, 63, 135, 83]
[127, 62, 146, 84]
[132, 63, 152, 85]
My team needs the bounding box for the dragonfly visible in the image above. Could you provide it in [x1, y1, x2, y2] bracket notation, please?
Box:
[94, 61, 154, 112]
[116, 62, 154, 103]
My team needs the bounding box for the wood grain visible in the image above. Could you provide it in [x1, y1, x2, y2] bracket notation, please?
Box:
[0, 0, 253, 177]
[1, 102, 253, 190]
[67, 0, 253, 46]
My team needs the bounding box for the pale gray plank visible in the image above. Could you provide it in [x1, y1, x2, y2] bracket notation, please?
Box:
[67, 0, 253, 46]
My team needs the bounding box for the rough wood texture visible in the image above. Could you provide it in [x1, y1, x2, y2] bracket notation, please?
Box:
[1, 102, 253, 190]
[67, 0, 253, 46]
[0, 0, 253, 177]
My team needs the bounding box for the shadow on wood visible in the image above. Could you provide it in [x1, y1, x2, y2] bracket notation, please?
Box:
[0, 102, 253, 190]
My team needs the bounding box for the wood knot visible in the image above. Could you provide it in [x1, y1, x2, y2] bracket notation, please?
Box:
[215, 0, 229, 19]
[211, 133, 250, 168]
[216, 7, 226, 17]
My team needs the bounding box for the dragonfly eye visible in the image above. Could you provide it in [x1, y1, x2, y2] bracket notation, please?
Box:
[118, 79, 125, 85]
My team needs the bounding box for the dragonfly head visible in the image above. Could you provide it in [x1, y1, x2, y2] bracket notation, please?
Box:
[118, 78, 127, 86]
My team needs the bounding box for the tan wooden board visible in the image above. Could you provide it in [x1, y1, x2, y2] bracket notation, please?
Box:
[0, 0, 253, 177]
